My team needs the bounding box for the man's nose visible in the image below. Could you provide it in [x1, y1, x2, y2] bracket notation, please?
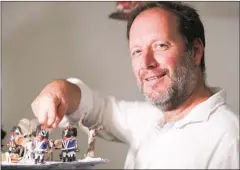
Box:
[141, 48, 158, 70]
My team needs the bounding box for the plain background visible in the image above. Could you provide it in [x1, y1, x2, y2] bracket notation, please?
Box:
[1, 2, 239, 169]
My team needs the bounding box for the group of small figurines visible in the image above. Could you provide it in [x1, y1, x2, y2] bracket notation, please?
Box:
[2, 124, 79, 164]
[1, 113, 104, 164]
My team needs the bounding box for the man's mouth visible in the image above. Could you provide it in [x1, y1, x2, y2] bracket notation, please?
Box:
[145, 72, 167, 81]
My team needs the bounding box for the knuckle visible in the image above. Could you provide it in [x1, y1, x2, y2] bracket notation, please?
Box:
[48, 112, 55, 119]
[46, 92, 58, 105]
[31, 99, 37, 108]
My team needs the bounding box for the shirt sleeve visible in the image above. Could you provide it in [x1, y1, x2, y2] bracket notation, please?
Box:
[58, 78, 163, 145]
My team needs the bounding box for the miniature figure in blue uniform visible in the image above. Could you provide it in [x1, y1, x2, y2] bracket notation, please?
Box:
[34, 125, 49, 164]
[7, 126, 24, 156]
[60, 126, 78, 162]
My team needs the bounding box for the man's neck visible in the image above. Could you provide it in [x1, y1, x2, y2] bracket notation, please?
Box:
[163, 82, 212, 125]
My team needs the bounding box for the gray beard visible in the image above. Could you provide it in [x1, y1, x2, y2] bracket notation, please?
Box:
[138, 52, 199, 111]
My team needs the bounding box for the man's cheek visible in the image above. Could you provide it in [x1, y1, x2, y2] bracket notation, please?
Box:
[164, 56, 176, 66]
[133, 69, 142, 85]
[132, 63, 140, 77]
[163, 56, 177, 74]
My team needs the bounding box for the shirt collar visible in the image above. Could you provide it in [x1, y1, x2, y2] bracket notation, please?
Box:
[175, 87, 226, 128]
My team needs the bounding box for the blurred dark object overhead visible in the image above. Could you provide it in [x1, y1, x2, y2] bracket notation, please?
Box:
[109, 1, 144, 21]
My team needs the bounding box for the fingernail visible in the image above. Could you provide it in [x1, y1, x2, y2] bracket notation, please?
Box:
[52, 123, 58, 128]
[39, 117, 45, 124]
[47, 120, 53, 126]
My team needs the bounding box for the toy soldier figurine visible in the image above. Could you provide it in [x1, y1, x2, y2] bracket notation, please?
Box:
[22, 137, 34, 162]
[60, 126, 78, 162]
[70, 127, 78, 152]
[7, 126, 24, 156]
[34, 125, 49, 164]
[78, 113, 104, 158]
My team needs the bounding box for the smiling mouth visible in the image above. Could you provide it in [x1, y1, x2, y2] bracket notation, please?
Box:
[145, 73, 167, 81]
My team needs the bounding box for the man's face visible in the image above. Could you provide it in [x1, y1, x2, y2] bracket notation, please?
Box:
[129, 8, 199, 111]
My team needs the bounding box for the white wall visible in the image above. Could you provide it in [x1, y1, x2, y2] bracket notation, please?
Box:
[1, 2, 239, 168]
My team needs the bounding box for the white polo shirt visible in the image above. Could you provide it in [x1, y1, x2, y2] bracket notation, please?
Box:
[59, 78, 239, 169]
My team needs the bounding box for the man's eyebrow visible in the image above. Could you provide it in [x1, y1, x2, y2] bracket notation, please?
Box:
[130, 38, 169, 50]
[130, 45, 141, 51]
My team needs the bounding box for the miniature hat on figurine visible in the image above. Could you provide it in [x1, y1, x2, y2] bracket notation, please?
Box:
[10, 126, 23, 135]
[63, 126, 71, 137]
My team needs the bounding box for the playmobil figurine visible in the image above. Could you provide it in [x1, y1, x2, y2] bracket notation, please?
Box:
[33, 125, 49, 164]
[7, 126, 26, 162]
[69, 126, 78, 152]
[78, 113, 104, 158]
[60, 126, 78, 162]
[1, 126, 26, 163]
[8, 126, 24, 155]
[22, 137, 34, 162]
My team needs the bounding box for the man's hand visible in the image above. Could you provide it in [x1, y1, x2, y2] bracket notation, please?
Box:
[31, 80, 81, 128]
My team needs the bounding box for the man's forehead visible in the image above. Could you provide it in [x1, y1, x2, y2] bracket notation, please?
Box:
[129, 8, 179, 47]
[129, 14, 179, 48]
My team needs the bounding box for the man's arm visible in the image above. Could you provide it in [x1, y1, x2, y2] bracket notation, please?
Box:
[59, 78, 163, 145]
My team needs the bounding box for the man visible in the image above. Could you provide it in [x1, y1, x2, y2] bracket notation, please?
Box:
[31, 2, 239, 169]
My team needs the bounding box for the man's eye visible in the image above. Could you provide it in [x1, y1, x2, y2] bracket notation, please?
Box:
[132, 50, 141, 57]
[154, 44, 169, 51]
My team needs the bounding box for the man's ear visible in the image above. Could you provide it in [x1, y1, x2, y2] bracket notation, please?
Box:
[192, 38, 204, 66]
